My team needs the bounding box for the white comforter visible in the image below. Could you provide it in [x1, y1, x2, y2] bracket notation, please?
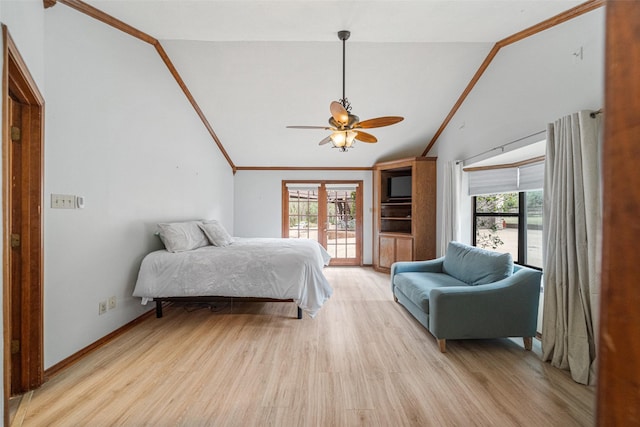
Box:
[133, 238, 333, 317]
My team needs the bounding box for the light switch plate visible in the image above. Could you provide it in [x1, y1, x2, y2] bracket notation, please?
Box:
[51, 194, 76, 209]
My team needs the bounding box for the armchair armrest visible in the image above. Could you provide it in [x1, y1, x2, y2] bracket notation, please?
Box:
[391, 257, 444, 293]
[428, 267, 542, 340]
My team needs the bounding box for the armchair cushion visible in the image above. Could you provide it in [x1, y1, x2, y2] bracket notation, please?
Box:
[393, 272, 466, 313]
[442, 241, 513, 286]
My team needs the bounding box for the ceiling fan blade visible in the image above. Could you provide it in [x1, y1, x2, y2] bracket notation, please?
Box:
[355, 131, 378, 143]
[356, 116, 404, 129]
[286, 125, 332, 130]
[330, 101, 349, 125]
[318, 136, 331, 146]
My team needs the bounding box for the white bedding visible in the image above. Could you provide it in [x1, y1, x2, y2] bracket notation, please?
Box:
[133, 238, 333, 317]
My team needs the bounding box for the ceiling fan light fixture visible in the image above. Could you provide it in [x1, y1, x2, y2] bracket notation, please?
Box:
[346, 130, 357, 144]
[330, 130, 357, 151]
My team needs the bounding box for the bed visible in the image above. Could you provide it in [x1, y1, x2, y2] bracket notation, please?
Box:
[133, 221, 333, 319]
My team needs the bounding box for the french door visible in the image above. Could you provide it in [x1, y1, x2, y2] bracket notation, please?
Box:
[282, 181, 362, 266]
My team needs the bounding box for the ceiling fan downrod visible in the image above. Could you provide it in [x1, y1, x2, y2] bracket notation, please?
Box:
[338, 30, 351, 111]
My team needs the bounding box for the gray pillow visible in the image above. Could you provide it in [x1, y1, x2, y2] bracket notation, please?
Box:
[443, 241, 513, 286]
[199, 220, 234, 247]
[157, 221, 209, 253]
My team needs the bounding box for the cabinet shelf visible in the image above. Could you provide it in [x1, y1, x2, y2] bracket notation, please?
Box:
[381, 221, 411, 233]
[380, 202, 412, 233]
[382, 200, 411, 205]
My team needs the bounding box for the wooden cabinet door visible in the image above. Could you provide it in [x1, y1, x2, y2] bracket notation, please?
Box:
[379, 236, 396, 269]
[379, 235, 414, 269]
[396, 237, 414, 262]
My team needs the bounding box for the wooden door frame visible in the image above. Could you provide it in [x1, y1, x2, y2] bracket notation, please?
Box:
[282, 180, 363, 266]
[2, 25, 45, 424]
[596, 1, 640, 423]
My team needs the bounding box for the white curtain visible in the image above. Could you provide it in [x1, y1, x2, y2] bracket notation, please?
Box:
[440, 160, 463, 256]
[542, 110, 602, 385]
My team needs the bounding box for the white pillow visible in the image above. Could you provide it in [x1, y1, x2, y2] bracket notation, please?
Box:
[157, 221, 209, 253]
[199, 220, 234, 247]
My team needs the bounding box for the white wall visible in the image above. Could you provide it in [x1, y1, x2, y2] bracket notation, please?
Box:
[234, 170, 373, 264]
[43, 6, 233, 367]
[430, 9, 605, 253]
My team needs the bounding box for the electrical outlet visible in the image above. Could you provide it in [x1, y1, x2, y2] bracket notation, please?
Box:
[99, 301, 107, 315]
[108, 296, 116, 310]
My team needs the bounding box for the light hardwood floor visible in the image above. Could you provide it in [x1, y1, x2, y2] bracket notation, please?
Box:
[14, 267, 594, 426]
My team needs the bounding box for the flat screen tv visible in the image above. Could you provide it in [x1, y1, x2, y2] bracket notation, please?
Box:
[388, 175, 412, 199]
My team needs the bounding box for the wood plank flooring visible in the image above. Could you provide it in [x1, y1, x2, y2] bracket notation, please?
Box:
[15, 267, 594, 426]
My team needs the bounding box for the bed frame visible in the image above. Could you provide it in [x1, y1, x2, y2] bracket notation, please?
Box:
[154, 297, 303, 319]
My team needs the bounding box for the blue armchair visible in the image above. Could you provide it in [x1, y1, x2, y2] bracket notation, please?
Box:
[391, 241, 542, 352]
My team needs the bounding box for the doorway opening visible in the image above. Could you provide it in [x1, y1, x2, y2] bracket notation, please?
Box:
[2, 25, 45, 425]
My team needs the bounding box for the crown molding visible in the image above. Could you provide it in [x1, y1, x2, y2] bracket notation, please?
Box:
[235, 166, 373, 172]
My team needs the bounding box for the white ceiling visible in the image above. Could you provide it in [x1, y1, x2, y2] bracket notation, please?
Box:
[87, 0, 584, 167]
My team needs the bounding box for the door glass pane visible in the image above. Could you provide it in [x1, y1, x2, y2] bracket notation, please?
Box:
[288, 189, 318, 240]
[326, 189, 356, 260]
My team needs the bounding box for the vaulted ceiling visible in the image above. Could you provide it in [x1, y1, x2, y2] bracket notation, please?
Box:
[81, 0, 586, 168]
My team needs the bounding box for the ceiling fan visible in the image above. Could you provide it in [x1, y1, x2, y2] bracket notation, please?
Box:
[286, 30, 404, 152]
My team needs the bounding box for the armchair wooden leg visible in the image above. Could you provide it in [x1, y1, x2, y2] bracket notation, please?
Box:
[393, 295, 398, 303]
[523, 337, 533, 351]
[438, 338, 446, 353]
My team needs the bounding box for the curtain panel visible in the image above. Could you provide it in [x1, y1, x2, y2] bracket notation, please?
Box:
[440, 160, 463, 256]
[542, 110, 602, 385]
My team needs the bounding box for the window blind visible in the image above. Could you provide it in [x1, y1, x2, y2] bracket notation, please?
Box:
[468, 168, 518, 195]
[467, 161, 544, 195]
[518, 162, 545, 191]
[285, 183, 321, 191]
[324, 183, 359, 190]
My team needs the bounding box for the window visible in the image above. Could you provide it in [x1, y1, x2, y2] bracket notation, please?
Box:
[473, 190, 543, 269]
